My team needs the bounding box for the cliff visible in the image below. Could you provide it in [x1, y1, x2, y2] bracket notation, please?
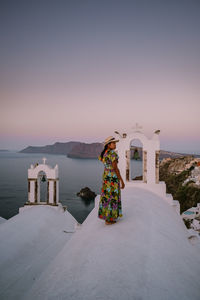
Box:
[20, 142, 199, 159]
[67, 143, 103, 158]
[20, 141, 103, 158]
[20, 141, 82, 155]
[159, 156, 200, 213]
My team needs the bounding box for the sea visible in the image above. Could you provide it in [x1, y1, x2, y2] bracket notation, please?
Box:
[0, 151, 142, 223]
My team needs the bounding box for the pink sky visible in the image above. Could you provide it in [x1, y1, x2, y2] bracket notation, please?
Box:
[0, 1, 200, 153]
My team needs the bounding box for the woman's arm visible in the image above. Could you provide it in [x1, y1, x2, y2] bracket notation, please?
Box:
[112, 160, 125, 189]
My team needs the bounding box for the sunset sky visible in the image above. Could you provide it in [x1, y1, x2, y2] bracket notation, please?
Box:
[1, 0, 200, 153]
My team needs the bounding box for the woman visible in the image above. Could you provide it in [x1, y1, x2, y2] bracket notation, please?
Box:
[98, 136, 125, 225]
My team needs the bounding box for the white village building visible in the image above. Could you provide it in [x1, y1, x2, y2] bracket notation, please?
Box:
[183, 165, 200, 186]
[182, 204, 200, 220]
[27, 157, 59, 206]
[0, 128, 200, 300]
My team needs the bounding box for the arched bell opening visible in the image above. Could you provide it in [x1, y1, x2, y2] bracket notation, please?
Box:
[38, 171, 48, 203]
[129, 139, 143, 181]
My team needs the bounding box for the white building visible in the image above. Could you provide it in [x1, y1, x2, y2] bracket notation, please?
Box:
[116, 127, 180, 213]
[191, 219, 200, 231]
[27, 158, 59, 206]
[182, 204, 200, 220]
[183, 166, 200, 186]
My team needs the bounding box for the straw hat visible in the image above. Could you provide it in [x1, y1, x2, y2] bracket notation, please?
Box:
[103, 136, 119, 146]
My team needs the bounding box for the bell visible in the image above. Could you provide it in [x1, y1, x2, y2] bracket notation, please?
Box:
[133, 148, 140, 160]
[41, 175, 46, 182]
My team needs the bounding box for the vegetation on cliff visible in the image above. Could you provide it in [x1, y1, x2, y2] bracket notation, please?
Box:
[159, 157, 200, 213]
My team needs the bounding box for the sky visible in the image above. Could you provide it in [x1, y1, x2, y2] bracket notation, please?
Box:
[0, 0, 200, 153]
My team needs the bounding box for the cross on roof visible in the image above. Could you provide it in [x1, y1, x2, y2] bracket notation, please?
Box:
[42, 157, 47, 164]
[132, 123, 143, 132]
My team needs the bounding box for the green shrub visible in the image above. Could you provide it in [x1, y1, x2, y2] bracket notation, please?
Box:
[183, 219, 192, 229]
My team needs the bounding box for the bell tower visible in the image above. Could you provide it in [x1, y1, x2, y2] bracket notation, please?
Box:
[116, 125, 165, 197]
[27, 158, 59, 205]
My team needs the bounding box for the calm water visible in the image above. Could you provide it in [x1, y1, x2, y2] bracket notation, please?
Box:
[0, 152, 142, 223]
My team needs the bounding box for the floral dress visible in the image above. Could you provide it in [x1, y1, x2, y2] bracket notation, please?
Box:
[98, 149, 123, 221]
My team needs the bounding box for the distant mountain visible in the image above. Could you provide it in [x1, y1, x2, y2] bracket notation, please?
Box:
[159, 150, 200, 159]
[20, 142, 104, 158]
[20, 142, 82, 155]
[129, 147, 199, 160]
[20, 142, 199, 159]
[67, 143, 103, 158]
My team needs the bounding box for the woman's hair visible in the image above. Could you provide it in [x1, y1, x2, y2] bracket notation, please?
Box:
[100, 144, 109, 159]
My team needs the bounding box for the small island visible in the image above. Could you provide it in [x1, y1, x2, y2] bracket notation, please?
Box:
[77, 187, 96, 200]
